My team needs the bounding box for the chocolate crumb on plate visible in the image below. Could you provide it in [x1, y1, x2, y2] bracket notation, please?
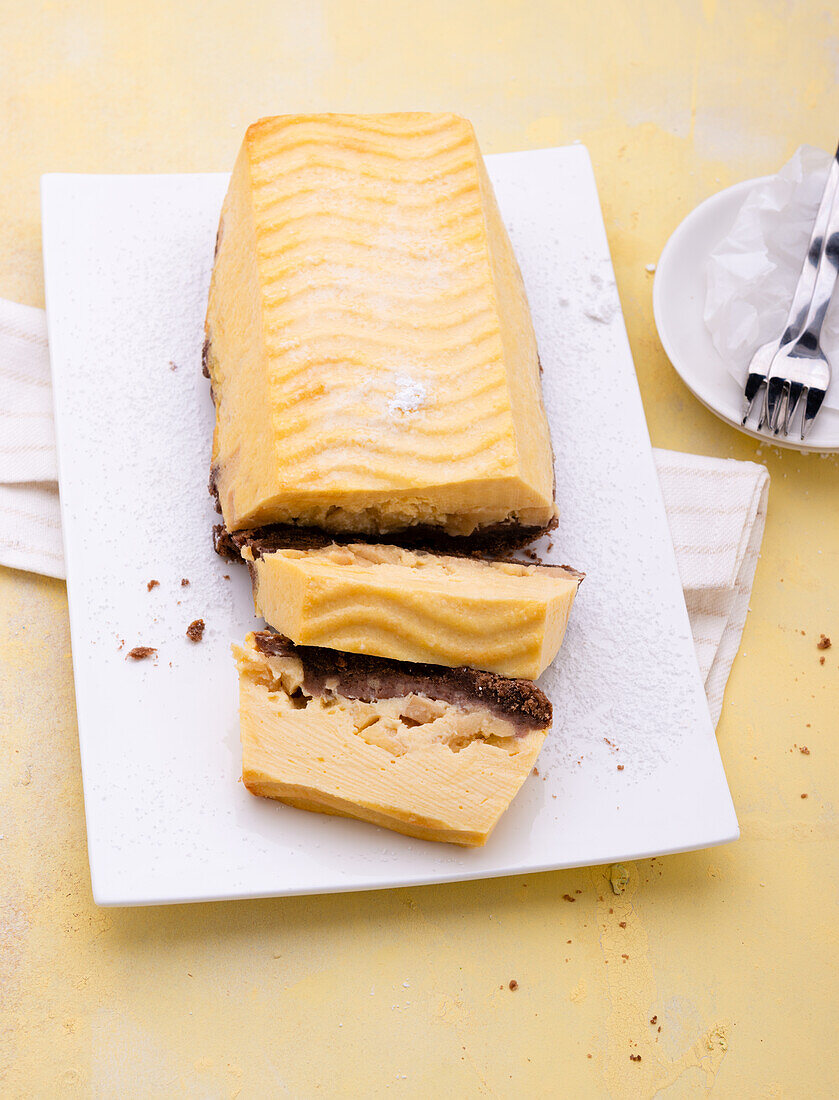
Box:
[127, 646, 156, 660]
[180, 578, 190, 587]
[186, 619, 205, 642]
[146, 579, 159, 591]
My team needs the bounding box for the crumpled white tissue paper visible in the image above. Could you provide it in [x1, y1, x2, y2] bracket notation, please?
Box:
[705, 144, 839, 410]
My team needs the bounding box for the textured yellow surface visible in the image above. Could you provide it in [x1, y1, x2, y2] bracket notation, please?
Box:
[236, 635, 547, 847]
[1, 2, 838, 1096]
[206, 112, 554, 535]
[250, 545, 579, 678]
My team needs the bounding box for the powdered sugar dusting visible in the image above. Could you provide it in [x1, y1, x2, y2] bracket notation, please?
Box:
[387, 375, 427, 415]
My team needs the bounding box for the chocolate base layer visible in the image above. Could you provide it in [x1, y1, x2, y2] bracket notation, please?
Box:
[213, 523, 583, 586]
[252, 630, 553, 732]
[213, 514, 561, 564]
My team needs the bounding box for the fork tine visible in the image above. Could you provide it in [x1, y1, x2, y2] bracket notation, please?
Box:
[742, 372, 765, 424]
[772, 382, 790, 435]
[801, 387, 827, 440]
[782, 381, 805, 437]
[763, 376, 786, 433]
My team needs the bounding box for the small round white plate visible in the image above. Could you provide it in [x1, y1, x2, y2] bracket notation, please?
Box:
[653, 177, 839, 453]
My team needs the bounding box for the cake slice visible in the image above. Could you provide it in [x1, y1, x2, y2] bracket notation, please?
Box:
[205, 112, 556, 541]
[244, 542, 582, 680]
[235, 631, 552, 846]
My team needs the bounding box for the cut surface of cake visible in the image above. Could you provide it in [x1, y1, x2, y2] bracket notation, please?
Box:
[235, 631, 552, 846]
[206, 112, 556, 539]
[245, 542, 582, 680]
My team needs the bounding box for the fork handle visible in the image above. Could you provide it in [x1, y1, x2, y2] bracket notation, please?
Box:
[794, 175, 839, 353]
[782, 145, 839, 344]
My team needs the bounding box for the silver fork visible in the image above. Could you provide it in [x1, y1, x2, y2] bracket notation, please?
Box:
[762, 162, 839, 439]
[742, 143, 839, 432]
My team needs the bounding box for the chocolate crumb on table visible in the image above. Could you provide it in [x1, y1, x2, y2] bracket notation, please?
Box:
[820, 657, 825, 665]
[817, 634, 831, 650]
[127, 646, 156, 660]
[800, 746, 810, 755]
[630, 1054, 642, 1062]
[186, 619, 205, 642]
[508, 980, 518, 991]
[562, 894, 576, 902]
[146, 579, 159, 591]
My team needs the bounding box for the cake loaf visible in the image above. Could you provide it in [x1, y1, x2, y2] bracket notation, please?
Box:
[235, 631, 552, 846]
[205, 112, 556, 543]
[244, 542, 583, 680]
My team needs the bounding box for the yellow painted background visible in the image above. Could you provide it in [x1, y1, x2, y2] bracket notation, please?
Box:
[2, 2, 838, 1096]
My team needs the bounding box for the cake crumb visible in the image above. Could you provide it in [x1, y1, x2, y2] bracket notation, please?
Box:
[619, 921, 626, 928]
[168, 360, 177, 370]
[801, 793, 808, 799]
[650, 1015, 657, 1025]
[630, 1054, 642, 1062]
[617, 764, 624, 771]
[146, 579, 159, 591]
[127, 646, 156, 661]
[223, 574, 231, 580]
[181, 578, 190, 587]
[562, 894, 576, 902]
[533, 767, 539, 777]
[820, 656, 825, 665]
[186, 619, 205, 642]
[800, 746, 810, 755]
[610, 864, 630, 895]
[508, 980, 518, 991]
[817, 634, 831, 649]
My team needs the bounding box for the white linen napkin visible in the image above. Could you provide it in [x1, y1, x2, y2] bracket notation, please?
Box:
[652, 448, 769, 725]
[0, 299, 64, 578]
[0, 297, 769, 722]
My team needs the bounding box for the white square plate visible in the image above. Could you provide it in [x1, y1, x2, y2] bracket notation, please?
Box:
[41, 146, 738, 906]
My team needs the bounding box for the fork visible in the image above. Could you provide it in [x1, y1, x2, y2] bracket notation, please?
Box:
[741, 142, 839, 432]
[762, 160, 839, 439]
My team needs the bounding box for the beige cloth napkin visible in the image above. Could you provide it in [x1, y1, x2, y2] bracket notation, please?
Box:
[0, 297, 769, 722]
[0, 300, 64, 578]
[652, 448, 769, 725]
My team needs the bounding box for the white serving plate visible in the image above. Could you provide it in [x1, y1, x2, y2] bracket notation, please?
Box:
[653, 177, 839, 452]
[41, 146, 738, 906]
